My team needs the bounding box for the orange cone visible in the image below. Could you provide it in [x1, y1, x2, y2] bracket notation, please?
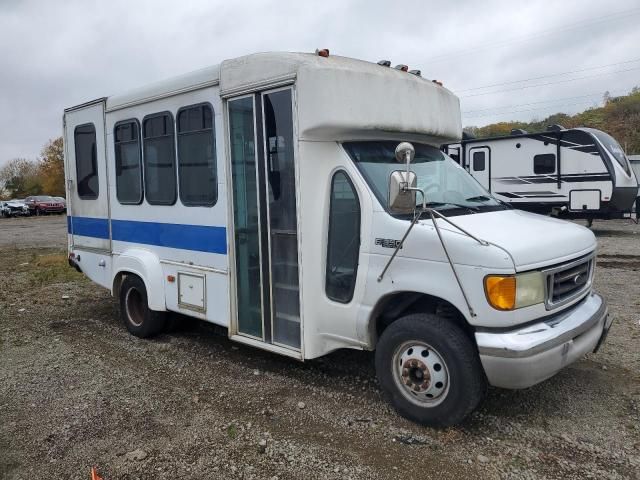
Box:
[91, 466, 103, 480]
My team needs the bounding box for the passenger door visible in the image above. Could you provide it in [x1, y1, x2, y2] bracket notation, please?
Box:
[227, 87, 301, 351]
[64, 101, 110, 251]
[469, 146, 490, 191]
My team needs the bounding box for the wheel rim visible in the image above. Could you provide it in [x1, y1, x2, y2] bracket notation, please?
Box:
[125, 287, 145, 327]
[391, 341, 450, 407]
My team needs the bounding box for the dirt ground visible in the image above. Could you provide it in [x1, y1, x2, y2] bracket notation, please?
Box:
[0, 215, 639, 480]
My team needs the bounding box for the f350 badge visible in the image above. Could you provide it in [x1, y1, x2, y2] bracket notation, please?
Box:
[375, 238, 402, 249]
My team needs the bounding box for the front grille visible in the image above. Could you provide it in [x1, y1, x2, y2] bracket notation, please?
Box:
[544, 255, 594, 309]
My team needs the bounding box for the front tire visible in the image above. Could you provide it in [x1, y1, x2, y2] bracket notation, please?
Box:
[375, 313, 486, 427]
[119, 275, 166, 338]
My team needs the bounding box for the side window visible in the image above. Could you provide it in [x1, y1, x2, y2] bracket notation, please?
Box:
[74, 124, 99, 199]
[472, 151, 485, 171]
[326, 172, 361, 303]
[114, 120, 143, 204]
[177, 104, 217, 206]
[534, 153, 556, 174]
[143, 112, 176, 205]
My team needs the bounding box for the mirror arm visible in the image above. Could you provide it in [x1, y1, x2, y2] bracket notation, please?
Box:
[378, 187, 488, 318]
[428, 209, 489, 246]
[405, 150, 411, 178]
[426, 208, 478, 317]
[377, 209, 422, 283]
[377, 187, 426, 282]
[404, 186, 426, 211]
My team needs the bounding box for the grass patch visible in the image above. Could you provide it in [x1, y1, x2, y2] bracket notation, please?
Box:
[29, 253, 82, 287]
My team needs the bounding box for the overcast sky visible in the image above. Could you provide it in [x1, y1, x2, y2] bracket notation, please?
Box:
[0, 0, 639, 166]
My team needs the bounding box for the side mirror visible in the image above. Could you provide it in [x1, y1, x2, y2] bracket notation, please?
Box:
[388, 170, 417, 214]
[388, 142, 417, 214]
[395, 142, 415, 165]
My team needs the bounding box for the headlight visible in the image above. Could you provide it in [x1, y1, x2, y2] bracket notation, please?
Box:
[484, 272, 545, 311]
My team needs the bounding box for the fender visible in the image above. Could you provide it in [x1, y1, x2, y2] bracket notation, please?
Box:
[112, 248, 166, 311]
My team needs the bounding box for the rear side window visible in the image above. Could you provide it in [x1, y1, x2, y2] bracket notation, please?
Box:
[74, 124, 99, 199]
[114, 120, 143, 204]
[326, 171, 361, 303]
[143, 112, 176, 205]
[177, 104, 217, 206]
[472, 151, 485, 171]
[534, 153, 556, 174]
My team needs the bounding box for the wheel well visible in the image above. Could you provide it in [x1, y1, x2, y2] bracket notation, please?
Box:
[372, 292, 474, 342]
[112, 271, 139, 298]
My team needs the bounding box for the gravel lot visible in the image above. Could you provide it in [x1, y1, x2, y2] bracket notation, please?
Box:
[1, 215, 639, 479]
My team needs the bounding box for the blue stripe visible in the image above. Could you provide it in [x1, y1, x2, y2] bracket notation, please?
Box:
[68, 216, 110, 239]
[112, 219, 227, 254]
[68, 216, 227, 254]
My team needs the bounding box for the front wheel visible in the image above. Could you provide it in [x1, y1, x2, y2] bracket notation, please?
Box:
[375, 313, 487, 427]
[119, 275, 166, 338]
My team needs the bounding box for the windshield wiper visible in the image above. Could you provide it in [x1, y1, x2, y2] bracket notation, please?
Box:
[423, 201, 479, 213]
[465, 195, 491, 202]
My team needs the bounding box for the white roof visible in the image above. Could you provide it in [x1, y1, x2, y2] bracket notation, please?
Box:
[91, 52, 461, 143]
[106, 64, 221, 111]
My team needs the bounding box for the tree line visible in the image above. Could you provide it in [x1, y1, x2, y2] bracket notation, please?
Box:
[465, 87, 640, 154]
[0, 137, 64, 199]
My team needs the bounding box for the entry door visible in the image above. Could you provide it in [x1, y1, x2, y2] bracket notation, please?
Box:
[64, 101, 110, 251]
[469, 146, 490, 191]
[227, 88, 301, 349]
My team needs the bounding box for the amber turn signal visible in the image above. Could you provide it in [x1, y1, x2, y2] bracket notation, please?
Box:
[484, 275, 516, 310]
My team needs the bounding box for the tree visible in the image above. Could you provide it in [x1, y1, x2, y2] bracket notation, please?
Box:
[38, 137, 65, 196]
[0, 158, 42, 198]
[469, 86, 640, 154]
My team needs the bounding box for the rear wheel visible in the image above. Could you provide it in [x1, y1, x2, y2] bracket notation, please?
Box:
[119, 275, 166, 338]
[375, 313, 486, 427]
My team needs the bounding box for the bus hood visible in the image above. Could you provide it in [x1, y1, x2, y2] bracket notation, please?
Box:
[437, 209, 596, 270]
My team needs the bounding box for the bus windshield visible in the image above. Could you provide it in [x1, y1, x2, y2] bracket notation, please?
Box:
[343, 141, 506, 216]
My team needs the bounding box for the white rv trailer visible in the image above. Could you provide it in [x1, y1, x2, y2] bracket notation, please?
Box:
[63, 51, 611, 427]
[443, 126, 638, 221]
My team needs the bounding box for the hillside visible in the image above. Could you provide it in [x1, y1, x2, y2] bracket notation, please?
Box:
[465, 87, 640, 154]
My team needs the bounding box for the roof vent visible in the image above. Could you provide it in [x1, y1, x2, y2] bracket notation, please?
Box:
[315, 48, 330, 58]
[511, 129, 527, 135]
[432, 79, 443, 86]
[409, 69, 421, 77]
[394, 64, 409, 72]
[546, 124, 565, 132]
[377, 60, 391, 67]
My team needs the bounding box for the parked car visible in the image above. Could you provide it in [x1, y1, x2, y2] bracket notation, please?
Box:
[0, 199, 30, 217]
[24, 195, 66, 215]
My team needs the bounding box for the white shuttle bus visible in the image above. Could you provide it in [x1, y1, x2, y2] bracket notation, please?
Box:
[443, 126, 638, 223]
[63, 51, 611, 426]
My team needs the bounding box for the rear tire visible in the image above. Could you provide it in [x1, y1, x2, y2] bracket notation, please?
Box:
[375, 313, 486, 427]
[119, 275, 166, 338]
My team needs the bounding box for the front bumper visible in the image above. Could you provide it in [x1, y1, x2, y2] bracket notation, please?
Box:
[476, 293, 610, 389]
[5, 207, 29, 216]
